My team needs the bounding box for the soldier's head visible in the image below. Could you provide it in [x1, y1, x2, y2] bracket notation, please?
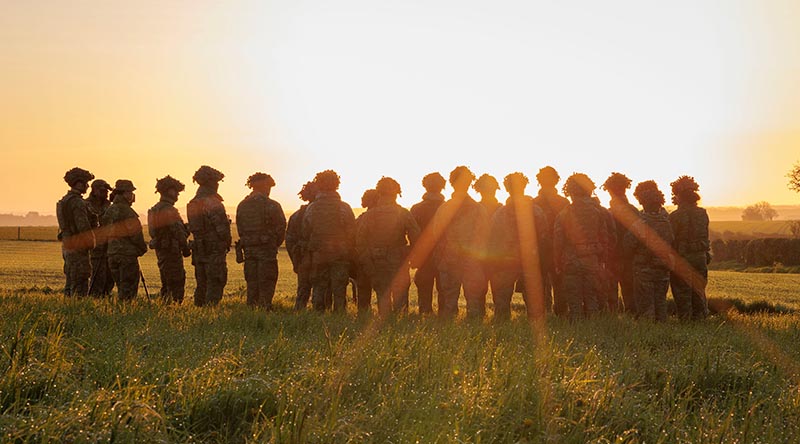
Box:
[361, 189, 379, 209]
[155, 175, 185, 201]
[90, 179, 112, 200]
[193, 165, 225, 191]
[633, 180, 665, 212]
[449, 166, 475, 193]
[536, 166, 560, 189]
[246, 172, 275, 195]
[376, 176, 402, 202]
[64, 167, 95, 194]
[602, 172, 632, 198]
[314, 170, 340, 193]
[421, 172, 446, 193]
[473, 174, 499, 198]
[114, 179, 137, 204]
[670, 175, 701, 206]
[298, 181, 318, 203]
[503, 172, 529, 197]
[562, 173, 595, 200]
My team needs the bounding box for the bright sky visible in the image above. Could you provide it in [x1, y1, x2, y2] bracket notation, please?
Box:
[2, 0, 799, 215]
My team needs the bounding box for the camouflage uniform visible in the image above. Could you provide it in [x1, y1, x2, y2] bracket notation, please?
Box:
[410, 191, 445, 314]
[353, 209, 374, 311]
[624, 208, 674, 321]
[148, 196, 190, 304]
[594, 200, 618, 311]
[487, 196, 550, 321]
[607, 197, 639, 313]
[236, 190, 286, 309]
[533, 187, 570, 315]
[433, 193, 490, 319]
[85, 183, 114, 296]
[103, 183, 148, 301]
[553, 196, 610, 320]
[287, 203, 314, 309]
[187, 168, 231, 307]
[57, 188, 95, 297]
[301, 191, 356, 312]
[670, 204, 710, 320]
[356, 200, 420, 315]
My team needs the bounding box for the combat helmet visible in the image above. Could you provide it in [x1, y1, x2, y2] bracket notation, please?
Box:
[670, 175, 700, 205]
[633, 180, 665, 208]
[473, 174, 500, 193]
[602, 172, 632, 195]
[246, 172, 275, 189]
[64, 167, 94, 186]
[193, 165, 225, 186]
[376, 176, 402, 196]
[562, 173, 595, 198]
[114, 179, 137, 193]
[91, 179, 112, 191]
[155, 175, 185, 194]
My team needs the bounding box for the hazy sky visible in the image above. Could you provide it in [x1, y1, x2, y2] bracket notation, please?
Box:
[2, 0, 800, 215]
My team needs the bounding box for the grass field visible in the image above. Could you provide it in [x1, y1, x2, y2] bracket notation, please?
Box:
[1, 240, 800, 443]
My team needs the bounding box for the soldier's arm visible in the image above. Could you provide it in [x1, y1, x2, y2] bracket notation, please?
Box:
[73, 200, 96, 249]
[209, 202, 232, 246]
[272, 202, 287, 247]
[168, 207, 189, 247]
[341, 204, 357, 249]
[553, 214, 565, 271]
[126, 211, 148, 256]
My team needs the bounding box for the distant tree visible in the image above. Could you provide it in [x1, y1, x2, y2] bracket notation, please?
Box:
[741, 201, 778, 221]
[788, 163, 800, 193]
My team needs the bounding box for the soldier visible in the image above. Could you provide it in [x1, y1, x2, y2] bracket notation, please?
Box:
[431, 166, 490, 320]
[103, 180, 148, 301]
[532, 166, 570, 315]
[356, 178, 420, 316]
[486, 172, 550, 321]
[593, 196, 619, 312]
[624, 181, 674, 321]
[57, 167, 96, 297]
[187, 165, 231, 307]
[669, 176, 710, 320]
[235, 173, 287, 309]
[410, 172, 446, 314]
[287, 181, 319, 310]
[553, 173, 610, 320]
[85, 179, 115, 296]
[602, 172, 640, 313]
[301, 170, 356, 312]
[148, 175, 191, 304]
[354, 189, 379, 313]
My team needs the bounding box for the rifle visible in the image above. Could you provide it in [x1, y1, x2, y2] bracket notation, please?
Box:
[140, 269, 151, 300]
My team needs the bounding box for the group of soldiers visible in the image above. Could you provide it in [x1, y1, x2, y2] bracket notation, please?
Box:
[56, 164, 711, 322]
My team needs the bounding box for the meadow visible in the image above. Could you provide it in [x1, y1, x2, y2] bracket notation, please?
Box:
[1, 240, 800, 443]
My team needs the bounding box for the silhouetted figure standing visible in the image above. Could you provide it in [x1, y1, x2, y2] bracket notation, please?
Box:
[356, 178, 420, 316]
[57, 167, 96, 297]
[301, 170, 356, 312]
[432, 166, 490, 320]
[553, 173, 610, 320]
[104, 180, 148, 301]
[354, 189, 379, 313]
[85, 179, 115, 296]
[602, 172, 640, 313]
[187, 165, 231, 307]
[148, 176, 191, 304]
[410, 172, 446, 314]
[486, 173, 550, 321]
[287, 181, 321, 310]
[235, 173, 286, 309]
[669, 176, 710, 320]
[532, 166, 570, 315]
[624, 181, 674, 322]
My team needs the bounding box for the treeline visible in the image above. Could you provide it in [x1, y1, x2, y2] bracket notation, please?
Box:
[711, 238, 800, 266]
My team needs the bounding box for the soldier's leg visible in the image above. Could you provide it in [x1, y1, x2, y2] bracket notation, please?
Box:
[552, 271, 569, 317]
[463, 261, 486, 320]
[311, 258, 331, 311]
[244, 258, 258, 306]
[205, 254, 227, 306]
[117, 257, 140, 301]
[653, 274, 670, 322]
[670, 270, 693, 321]
[76, 252, 92, 297]
[414, 263, 435, 314]
[391, 264, 411, 315]
[108, 256, 122, 297]
[562, 266, 583, 321]
[259, 259, 279, 309]
[356, 267, 373, 312]
[621, 262, 636, 314]
[372, 269, 392, 317]
[166, 254, 186, 304]
[330, 261, 350, 312]
[157, 253, 170, 301]
[688, 254, 709, 319]
[490, 270, 515, 322]
[437, 268, 462, 319]
[636, 273, 656, 320]
[582, 259, 602, 317]
[193, 261, 208, 306]
[89, 256, 104, 297]
[295, 256, 312, 309]
[102, 254, 116, 296]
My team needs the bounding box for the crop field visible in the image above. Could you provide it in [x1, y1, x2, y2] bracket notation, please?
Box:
[1, 240, 800, 443]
